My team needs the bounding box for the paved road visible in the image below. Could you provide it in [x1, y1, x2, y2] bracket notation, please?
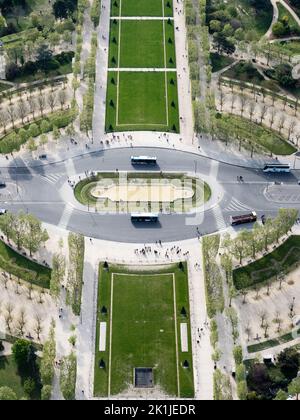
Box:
[0, 147, 299, 243]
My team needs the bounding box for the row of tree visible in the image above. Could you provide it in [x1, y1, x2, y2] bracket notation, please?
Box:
[222, 209, 298, 266]
[0, 212, 49, 257]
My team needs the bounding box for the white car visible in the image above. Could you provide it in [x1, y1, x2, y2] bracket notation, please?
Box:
[0, 209, 7, 215]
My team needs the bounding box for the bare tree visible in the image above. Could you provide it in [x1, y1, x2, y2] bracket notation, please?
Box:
[33, 314, 43, 341]
[248, 101, 256, 122]
[4, 302, 14, 333]
[58, 90, 67, 110]
[278, 114, 286, 135]
[0, 110, 8, 134]
[37, 93, 46, 116]
[7, 105, 16, 129]
[28, 96, 37, 119]
[15, 308, 27, 336]
[218, 88, 225, 112]
[259, 310, 267, 328]
[287, 120, 296, 141]
[245, 323, 252, 342]
[48, 92, 56, 113]
[0, 274, 9, 289]
[259, 104, 268, 124]
[17, 99, 28, 125]
[239, 95, 247, 117]
[269, 108, 276, 128]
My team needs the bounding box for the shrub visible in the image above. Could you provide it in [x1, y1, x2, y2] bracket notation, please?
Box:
[41, 385, 52, 400]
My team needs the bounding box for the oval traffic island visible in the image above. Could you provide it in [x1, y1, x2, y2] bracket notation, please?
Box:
[74, 172, 211, 214]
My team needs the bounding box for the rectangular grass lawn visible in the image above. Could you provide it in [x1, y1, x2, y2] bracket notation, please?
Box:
[120, 20, 164, 68]
[94, 264, 194, 398]
[108, 19, 176, 69]
[106, 71, 179, 132]
[111, 0, 174, 17]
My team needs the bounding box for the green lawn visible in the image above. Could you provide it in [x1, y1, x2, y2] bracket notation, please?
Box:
[278, 3, 300, 35]
[247, 328, 300, 353]
[210, 53, 235, 73]
[106, 71, 179, 132]
[109, 19, 176, 68]
[0, 353, 41, 400]
[0, 356, 25, 399]
[215, 113, 296, 156]
[111, 0, 174, 17]
[0, 240, 51, 289]
[233, 235, 300, 290]
[94, 263, 194, 398]
[120, 20, 164, 68]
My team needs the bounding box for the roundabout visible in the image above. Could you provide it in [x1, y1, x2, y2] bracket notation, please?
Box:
[73, 172, 212, 213]
[2, 147, 299, 243]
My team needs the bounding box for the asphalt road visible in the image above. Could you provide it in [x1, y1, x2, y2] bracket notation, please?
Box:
[0, 147, 299, 243]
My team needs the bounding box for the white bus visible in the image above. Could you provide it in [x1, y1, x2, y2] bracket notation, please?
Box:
[263, 164, 290, 173]
[131, 156, 157, 165]
[131, 213, 159, 223]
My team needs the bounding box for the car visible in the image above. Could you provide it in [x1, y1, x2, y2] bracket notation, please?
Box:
[0, 209, 7, 215]
[0, 182, 6, 188]
[39, 154, 47, 160]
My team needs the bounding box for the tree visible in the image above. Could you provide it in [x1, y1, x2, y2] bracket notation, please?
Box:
[274, 389, 287, 400]
[17, 99, 28, 125]
[288, 377, 300, 400]
[278, 347, 300, 380]
[53, 0, 77, 19]
[23, 378, 35, 399]
[36, 45, 53, 72]
[12, 339, 35, 371]
[33, 314, 43, 341]
[60, 352, 77, 400]
[23, 214, 49, 256]
[16, 308, 27, 337]
[11, 211, 27, 250]
[0, 387, 17, 400]
[41, 385, 52, 400]
[37, 94, 46, 117]
[50, 252, 65, 298]
[40, 323, 56, 386]
[272, 22, 288, 37]
[0, 212, 15, 241]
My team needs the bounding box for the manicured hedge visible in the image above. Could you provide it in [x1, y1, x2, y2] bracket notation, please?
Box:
[0, 240, 51, 288]
[0, 108, 77, 154]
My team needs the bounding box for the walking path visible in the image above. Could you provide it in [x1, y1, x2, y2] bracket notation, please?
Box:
[265, 0, 300, 39]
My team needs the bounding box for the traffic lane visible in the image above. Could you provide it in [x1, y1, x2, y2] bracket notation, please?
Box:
[65, 210, 221, 243]
[40, 148, 212, 177]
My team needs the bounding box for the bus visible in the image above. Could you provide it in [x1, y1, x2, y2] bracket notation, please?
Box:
[131, 156, 157, 165]
[131, 213, 159, 223]
[230, 211, 257, 226]
[263, 163, 290, 173]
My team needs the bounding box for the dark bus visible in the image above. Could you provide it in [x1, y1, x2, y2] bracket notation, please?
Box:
[263, 163, 290, 173]
[131, 213, 159, 223]
[131, 156, 157, 165]
[230, 211, 257, 226]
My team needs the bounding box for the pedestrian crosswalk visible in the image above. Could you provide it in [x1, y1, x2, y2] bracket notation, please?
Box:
[225, 197, 253, 212]
[40, 173, 63, 185]
[58, 206, 73, 229]
[212, 206, 227, 231]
